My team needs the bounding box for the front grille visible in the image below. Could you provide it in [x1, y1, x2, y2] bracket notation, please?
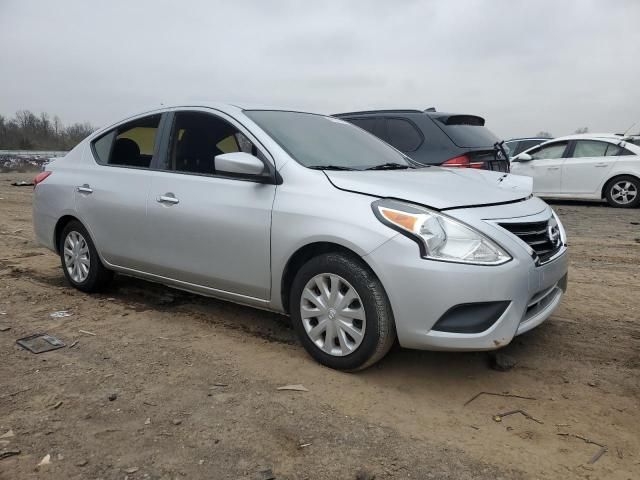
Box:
[499, 219, 562, 264]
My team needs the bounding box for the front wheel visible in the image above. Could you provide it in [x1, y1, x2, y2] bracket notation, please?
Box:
[605, 176, 640, 208]
[59, 221, 113, 292]
[289, 253, 396, 371]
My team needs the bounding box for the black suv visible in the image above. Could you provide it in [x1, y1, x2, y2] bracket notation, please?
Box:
[334, 109, 509, 172]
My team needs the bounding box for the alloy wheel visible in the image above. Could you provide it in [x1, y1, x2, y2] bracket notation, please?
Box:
[611, 180, 638, 205]
[63, 231, 90, 283]
[300, 273, 366, 356]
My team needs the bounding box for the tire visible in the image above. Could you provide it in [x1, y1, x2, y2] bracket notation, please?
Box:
[59, 220, 113, 292]
[289, 252, 396, 371]
[604, 175, 640, 208]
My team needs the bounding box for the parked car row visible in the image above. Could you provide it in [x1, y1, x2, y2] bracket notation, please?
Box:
[511, 134, 640, 208]
[33, 103, 568, 370]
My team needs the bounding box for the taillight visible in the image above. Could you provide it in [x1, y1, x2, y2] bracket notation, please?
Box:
[33, 171, 52, 188]
[441, 155, 484, 169]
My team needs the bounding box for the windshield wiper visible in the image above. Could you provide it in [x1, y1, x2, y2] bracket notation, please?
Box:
[308, 165, 357, 171]
[365, 163, 411, 171]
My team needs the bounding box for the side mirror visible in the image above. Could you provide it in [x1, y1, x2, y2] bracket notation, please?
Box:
[215, 152, 265, 176]
[514, 152, 533, 162]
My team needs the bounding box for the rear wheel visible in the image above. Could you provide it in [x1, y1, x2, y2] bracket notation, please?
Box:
[289, 253, 396, 371]
[605, 176, 639, 208]
[59, 221, 113, 292]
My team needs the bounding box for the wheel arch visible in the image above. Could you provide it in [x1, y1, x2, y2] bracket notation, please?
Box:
[54, 215, 82, 253]
[601, 173, 640, 199]
[280, 241, 379, 315]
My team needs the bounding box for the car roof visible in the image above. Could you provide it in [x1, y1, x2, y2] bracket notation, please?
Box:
[551, 133, 628, 141]
[132, 101, 323, 117]
[506, 137, 552, 142]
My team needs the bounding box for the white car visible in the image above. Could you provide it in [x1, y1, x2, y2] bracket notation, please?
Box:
[511, 134, 640, 208]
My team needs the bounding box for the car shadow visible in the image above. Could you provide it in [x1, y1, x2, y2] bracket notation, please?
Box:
[100, 274, 548, 383]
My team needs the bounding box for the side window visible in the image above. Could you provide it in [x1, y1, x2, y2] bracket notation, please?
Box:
[603, 143, 635, 156]
[386, 118, 422, 152]
[529, 142, 568, 160]
[91, 114, 161, 168]
[169, 112, 260, 175]
[515, 140, 542, 155]
[348, 118, 377, 135]
[572, 140, 608, 158]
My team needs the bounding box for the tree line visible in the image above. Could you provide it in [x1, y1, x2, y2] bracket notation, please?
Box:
[0, 111, 94, 151]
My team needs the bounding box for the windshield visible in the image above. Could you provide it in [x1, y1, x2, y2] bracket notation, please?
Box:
[244, 110, 413, 170]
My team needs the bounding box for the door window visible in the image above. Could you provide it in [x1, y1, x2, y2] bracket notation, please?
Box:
[529, 141, 568, 160]
[168, 112, 261, 175]
[571, 140, 609, 158]
[386, 118, 423, 152]
[91, 114, 161, 168]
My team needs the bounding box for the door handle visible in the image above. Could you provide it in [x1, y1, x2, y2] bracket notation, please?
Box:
[594, 163, 608, 168]
[547, 167, 560, 170]
[156, 194, 179, 205]
[76, 184, 93, 194]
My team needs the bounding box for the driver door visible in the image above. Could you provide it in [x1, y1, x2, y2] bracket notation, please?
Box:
[511, 141, 568, 195]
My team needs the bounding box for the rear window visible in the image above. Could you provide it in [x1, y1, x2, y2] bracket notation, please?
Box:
[432, 115, 500, 148]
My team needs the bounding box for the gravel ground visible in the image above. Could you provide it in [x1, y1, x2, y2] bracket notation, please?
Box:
[0, 172, 638, 480]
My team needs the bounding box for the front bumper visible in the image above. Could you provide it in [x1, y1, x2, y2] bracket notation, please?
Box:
[364, 201, 568, 351]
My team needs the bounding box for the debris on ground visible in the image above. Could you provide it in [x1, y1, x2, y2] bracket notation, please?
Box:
[257, 468, 276, 480]
[16, 333, 65, 353]
[277, 384, 309, 392]
[144, 418, 151, 425]
[557, 432, 608, 464]
[0, 449, 21, 460]
[0, 325, 10, 332]
[488, 352, 517, 371]
[108, 393, 117, 401]
[68, 340, 79, 348]
[172, 419, 182, 425]
[78, 329, 96, 336]
[11, 181, 34, 187]
[37, 453, 51, 466]
[50, 400, 63, 410]
[75, 459, 88, 467]
[464, 391, 536, 406]
[298, 442, 312, 449]
[125, 467, 139, 474]
[50, 310, 72, 318]
[493, 409, 543, 424]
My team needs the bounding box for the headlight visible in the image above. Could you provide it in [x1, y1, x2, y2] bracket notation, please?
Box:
[372, 199, 511, 265]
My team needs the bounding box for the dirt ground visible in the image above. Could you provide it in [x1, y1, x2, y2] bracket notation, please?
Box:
[0, 172, 638, 480]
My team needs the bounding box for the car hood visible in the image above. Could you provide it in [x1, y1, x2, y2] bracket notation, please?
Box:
[324, 167, 532, 210]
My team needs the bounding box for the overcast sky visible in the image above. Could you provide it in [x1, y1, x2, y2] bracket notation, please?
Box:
[1, 0, 639, 138]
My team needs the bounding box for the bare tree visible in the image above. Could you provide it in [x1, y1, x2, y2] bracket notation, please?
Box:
[574, 127, 589, 134]
[536, 131, 553, 138]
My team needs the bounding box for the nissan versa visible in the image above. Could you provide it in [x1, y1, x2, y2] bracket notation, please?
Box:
[32, 103, 569, 370]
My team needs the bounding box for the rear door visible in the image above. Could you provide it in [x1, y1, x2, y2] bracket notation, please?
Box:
[144, 109, 276, 300]
[77, 113, 165, 269]
[511, 141, 568, 195]
[561, 140, 616, 194]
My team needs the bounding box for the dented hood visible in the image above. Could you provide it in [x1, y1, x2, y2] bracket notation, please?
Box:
[325, 167, 532, 210]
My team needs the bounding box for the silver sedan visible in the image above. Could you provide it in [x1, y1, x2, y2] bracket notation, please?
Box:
[32, 103, 568, 370]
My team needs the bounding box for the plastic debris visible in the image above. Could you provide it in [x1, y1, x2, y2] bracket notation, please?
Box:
[16, 333, 65, 354]
[50, 310, 72, 318]
[37, 454, 51, 466]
